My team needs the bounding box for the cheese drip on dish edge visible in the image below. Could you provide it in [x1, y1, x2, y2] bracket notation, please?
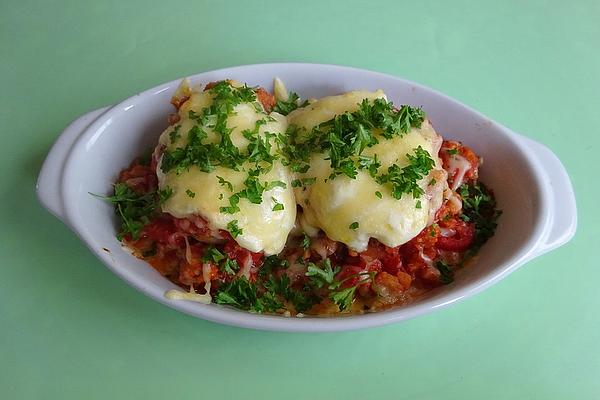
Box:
[288, 90, 447, 252]
[156, 82, 296, 255]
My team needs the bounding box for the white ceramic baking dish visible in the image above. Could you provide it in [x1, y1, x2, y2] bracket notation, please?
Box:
[36, 63, 577, 332]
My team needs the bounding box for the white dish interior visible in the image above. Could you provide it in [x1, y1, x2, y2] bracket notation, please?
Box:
[37, 63, 577, 332]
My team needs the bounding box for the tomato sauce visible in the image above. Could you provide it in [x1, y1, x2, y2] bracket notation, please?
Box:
[118, 137, 484, 314]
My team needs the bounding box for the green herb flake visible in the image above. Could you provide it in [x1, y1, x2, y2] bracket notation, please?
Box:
[435, 261, 454, 284]
[227, 220, 243, 238]
[459, 182, 502, 254]
[91, 182, 160, 241]
[375, 146, 434, 200]
[214, 276, 283, 313]
[349, 221, 359, 230]
[273, 92, 308, 116]
[217, 176, 234, 191]
[330, 287, 356, 311]
[220, 194, 240, 214]
[271, 197, 284, 211]
[264, 180, 287, 191]
[169, 125, 181, 143]
[202, 246, 226, 264]
[221, 258, 239, 275]
[305, 259, 340, 288]
[301, 233, 311, 250]
[185, 189, 196, 198]
[158, 186, 173, 203]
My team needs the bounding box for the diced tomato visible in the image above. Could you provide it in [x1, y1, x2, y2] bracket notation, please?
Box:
[336, 265, 370, 288]
[224, 239, 263, 268]
[170, 95, 190, 110]
[436, 218, 475, 252]
[256, 88, 276, 113]
[118, 162, 157, 193]
[439, 140, 479, 185]
[359, 240, 403, 275]
[172, 215, 222, 242]
[139, 217, 184, 247]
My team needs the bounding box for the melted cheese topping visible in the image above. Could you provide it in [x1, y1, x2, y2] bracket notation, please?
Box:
[288, 91, 445, 252]
[165, 286, 212, 304]
[447, 153, 472, 191]
[157, 88, 296, 255]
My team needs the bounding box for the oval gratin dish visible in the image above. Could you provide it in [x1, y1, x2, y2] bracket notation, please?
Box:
[36, 63, 577, 332]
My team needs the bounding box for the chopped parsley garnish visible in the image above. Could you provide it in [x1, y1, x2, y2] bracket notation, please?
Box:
[202, 247, 239, 275]
[291, 177, 316, 188]
[217, 176, 233, 191]
[160, 82, 260, 175]
[220, 174, 286, 214]
[221, 258, 239, 275]
[435, 261, 454, 284]
[306, 259, 340, 288]
[301, 233, 311, 250]
[271, 197, 284, 211]
[215, 273, 319, 314]
[202, 246, 225, 264]
[358, 154, 381, 178]
[185, 189, 195, 198]
[330, 287, 357, 311]
[220, 193, 240, 214]
[375, 146, 434, 200]
[227, 220, 243, 238]
[280, 97, 426, 189]
[446, 148, 459, 155]
[213, 254, 320, 314]
[459, 182, 502, 253]
[243, 120, 279, 166]
[169, 125, 181, 143]
[158, 186, 173, 203]
[272, 92, 308, 115]
[92, 182, 161, 241]
[349, 221, 359, 230]
[211, 253, 379, 314]
[303, 258, 375, 311]
[415, 200, 422, 209]
[264, 180, 287, 190]
[259, 255, 290, 278]
[375, 191, 382, 199]
[214, 276, 283, 313]
[236, 170, 266, 204]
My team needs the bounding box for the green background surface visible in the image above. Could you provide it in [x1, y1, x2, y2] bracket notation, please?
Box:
[1, 0, 598, 398]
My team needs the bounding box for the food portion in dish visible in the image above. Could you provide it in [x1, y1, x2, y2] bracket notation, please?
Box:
[96, 78, 500, 315]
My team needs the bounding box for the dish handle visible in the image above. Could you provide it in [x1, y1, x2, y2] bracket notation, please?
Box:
[519, 135, 577, 257]
[36, 107, 110, 222]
